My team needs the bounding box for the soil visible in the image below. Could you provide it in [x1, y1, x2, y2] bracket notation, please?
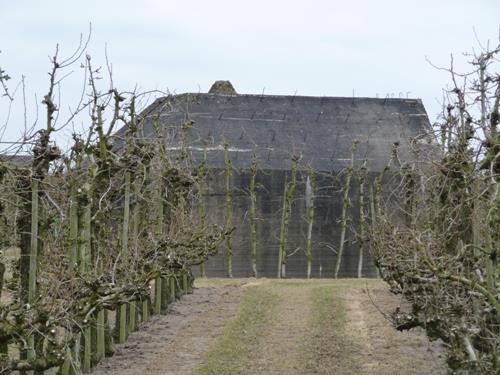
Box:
[91, 279, 447, 375]
[91, 283, 243, 375]
[333, 281, 447, 374]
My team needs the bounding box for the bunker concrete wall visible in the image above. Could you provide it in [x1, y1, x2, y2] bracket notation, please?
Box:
[114, 92, 433, 278]
[196, 168, 385, 278]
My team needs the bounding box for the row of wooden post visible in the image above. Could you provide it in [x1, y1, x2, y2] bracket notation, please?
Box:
[60, 272, 193, 374]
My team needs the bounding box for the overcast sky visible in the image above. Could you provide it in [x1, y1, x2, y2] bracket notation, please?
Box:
[1, 0, 499, 149]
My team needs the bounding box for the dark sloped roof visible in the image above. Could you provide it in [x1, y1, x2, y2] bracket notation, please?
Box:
[115, 93, 433, 172]
[0, 154, 32, 168]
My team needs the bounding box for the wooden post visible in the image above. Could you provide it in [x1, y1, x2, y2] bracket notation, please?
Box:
[187, 272, 193, 293]
[277, 183, 287, 278]
[28, 178, 39, 307]
[26, 178, 39, 375]
[154, 166, 166, 315]
[369, 185, 380, 279]
[334, 140, 358, 278]
[249, 152, 258, 277]
[83, 326, 91, 373]
[117, 171, 131, 343]
[357, 160, 367, 278]
[305, 171, 316, 279]
[78, 203, 91, 274]
[154, 277, 162, 315]
[60, 347, 74, 375]
[182, 273, 189, 293]
[128, 176, 141, 330]
[162, 277, 170, 311]
[78, 197, 93, 368]
[121, 171, 131, 257]
[69, 186, 79, 270]
[278, 155, 299, 278]
[129, 300, 137, 332]
[142, 297, 150, 322]
[118, 303, 127, 343]
[104, 310, 114, 357]
[199, 262, 206, 278]
[96, 310, 105, 360]
[0, 263, 5, 355]
[198, 141, 208, 277]
[223, 139, 233, 278]
[170, 276, 176, 302]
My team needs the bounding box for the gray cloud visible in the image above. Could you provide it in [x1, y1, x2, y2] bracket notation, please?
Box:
[1, 0, 499, 146]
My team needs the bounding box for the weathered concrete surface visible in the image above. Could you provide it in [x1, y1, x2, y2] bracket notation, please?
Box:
[115, 92, 433, 277]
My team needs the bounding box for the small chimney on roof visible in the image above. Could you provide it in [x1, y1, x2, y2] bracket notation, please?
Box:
[209, 80, 237, 95]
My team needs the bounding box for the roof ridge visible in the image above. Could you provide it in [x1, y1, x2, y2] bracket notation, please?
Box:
[167, 92, 422, 102]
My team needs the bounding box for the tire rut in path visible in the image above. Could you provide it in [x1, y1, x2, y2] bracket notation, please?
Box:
[338, 285, 448, 375]
[90, 285, 241, 375]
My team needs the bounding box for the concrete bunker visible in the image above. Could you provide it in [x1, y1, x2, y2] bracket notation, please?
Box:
[116, 82, 432, 277]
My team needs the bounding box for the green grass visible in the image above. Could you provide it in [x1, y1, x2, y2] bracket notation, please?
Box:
[192, 284, 280, 375]
[191, 279, 370, 375]
[311, 285, 347, 332]
[302, 285, 349, 373]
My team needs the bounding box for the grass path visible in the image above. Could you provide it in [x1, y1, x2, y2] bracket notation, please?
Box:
[92, 278, 447, 375]
[193, 279, 447, 375]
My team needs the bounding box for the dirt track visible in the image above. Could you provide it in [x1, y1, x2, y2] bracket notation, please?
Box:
[91, 279, 447, 375]
[91, 283, 242, 375]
